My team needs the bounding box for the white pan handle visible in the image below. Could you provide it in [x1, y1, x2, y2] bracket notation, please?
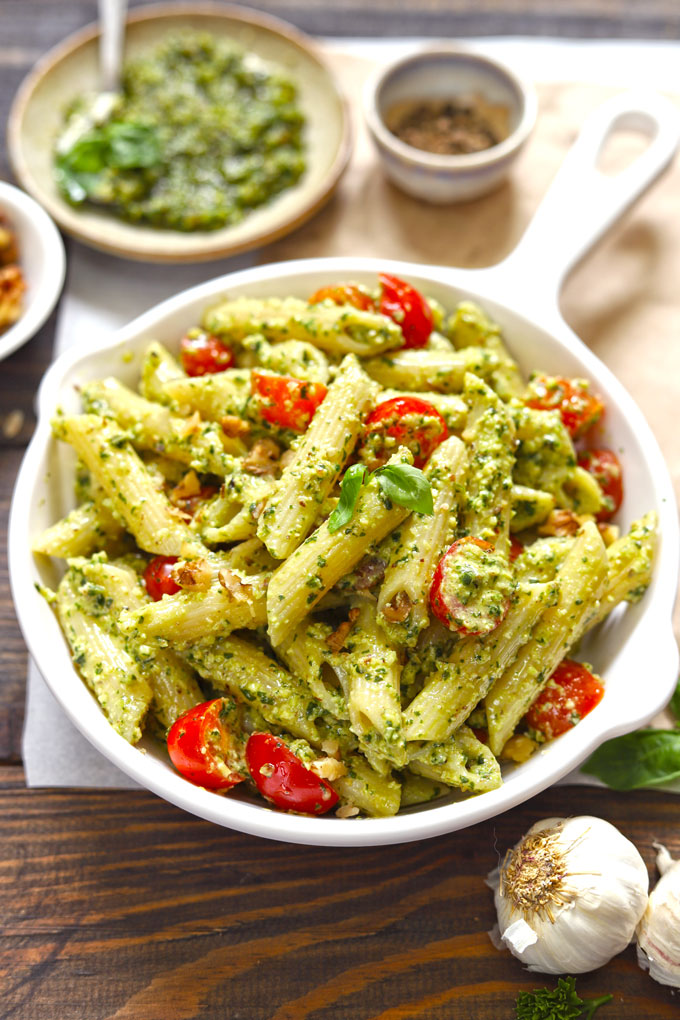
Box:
[485, 91, 680, 324]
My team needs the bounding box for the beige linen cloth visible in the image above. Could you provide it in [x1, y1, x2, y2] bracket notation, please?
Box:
[261, 56, 680, 650]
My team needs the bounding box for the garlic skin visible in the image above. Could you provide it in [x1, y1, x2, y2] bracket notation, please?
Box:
[488, 815, 649, 974]
[636, 843, 680, 988]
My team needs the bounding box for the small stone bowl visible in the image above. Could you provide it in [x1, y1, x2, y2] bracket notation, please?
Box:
[364, 46, 537, 203]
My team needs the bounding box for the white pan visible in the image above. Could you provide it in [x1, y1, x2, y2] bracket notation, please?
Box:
[9, 91, 680, 846]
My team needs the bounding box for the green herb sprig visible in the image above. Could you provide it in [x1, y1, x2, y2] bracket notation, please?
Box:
[582, 677, 680, 790]
[56, 121, 161, 205]
[328, 462, 433, 534]
[516, 976, 612, 1020]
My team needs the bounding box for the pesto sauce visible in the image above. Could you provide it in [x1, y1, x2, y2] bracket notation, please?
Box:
[55, 33, 306, 231]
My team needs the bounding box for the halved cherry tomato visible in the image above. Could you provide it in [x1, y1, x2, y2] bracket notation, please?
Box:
[167, 698, 247, 791]
[378, 273, 434, 349]
[577, 448, 623, 521]
[430, 536, 513, 636]
[246, 733, 339, 815]
[509, 536, 525, 562]
[251, 370, 327, 431]
[525, 659, 604, 740]
[362, 396, 448, 469]
[309, 283, 376, 311]
[525, 374, 604, 438]
[143, 556, 181, 601]
[180, 330, 235, 377]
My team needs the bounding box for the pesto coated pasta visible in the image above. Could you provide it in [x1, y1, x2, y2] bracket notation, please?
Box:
[33, 275, 658, 820]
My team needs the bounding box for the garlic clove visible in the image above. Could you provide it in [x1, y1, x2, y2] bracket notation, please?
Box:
[489, 815, 649, 975]
[636, 843, 680, 989]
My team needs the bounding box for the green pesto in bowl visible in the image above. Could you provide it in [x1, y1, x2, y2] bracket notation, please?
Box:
[53, 32, 306, 232]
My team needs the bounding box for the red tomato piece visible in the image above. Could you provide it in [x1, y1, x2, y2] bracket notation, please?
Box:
[378, 273, 434, 349]
[577, 448, 624, 521]
[309, 283, 376, 311]
[509, 536, 525, 562]
[430, 536, 513, 636]
[246, 733, 339, 815]
[180, 330, 235, 377]
[167, 698, 248, 791]
[525, 659, 604, 740]
[525, 374, 605, 438]
[251, 370, 328, 432]
[143, 556, 181, 601]
[363, 396, 448, 469]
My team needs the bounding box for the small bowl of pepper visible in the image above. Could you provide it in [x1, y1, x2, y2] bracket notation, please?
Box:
[364, 46, 537, 203]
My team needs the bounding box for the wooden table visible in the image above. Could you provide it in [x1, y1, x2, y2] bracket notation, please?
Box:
[2, 4, 680, 1017]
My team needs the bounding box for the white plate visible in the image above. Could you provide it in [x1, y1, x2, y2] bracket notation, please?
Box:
[0, 181, 65, 361]
[9, 92, 680, 846]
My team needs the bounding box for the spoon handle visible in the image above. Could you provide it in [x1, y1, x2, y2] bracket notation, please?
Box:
[99, 0, 128, 93]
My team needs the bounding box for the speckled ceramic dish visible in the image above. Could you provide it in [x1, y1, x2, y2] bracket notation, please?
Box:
[7, 3, 351, 263]
[364, 46, 536, 203]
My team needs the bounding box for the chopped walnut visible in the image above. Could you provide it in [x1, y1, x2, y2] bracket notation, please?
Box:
[326, 608, 360, 653]
[218, 568, 252, 602]
[243, 439, 281, 476]
[351, 555, 386, 593]
[500, 733, 538, 763]
[309, 757, 347, 781]
[280, 448, 296, 469]
[0, 264, 25, 331]
[171, 470, 201, 501]
[537, 508, 588, 537]
[336, 804, 360, 819]
[320, 739, 341, 759]
[252, 499, 267, 521]
[597, 521, 620, 546]
[173, 558, 213, 591]
[381, 590, 413, 623]
[221, 415, 251, 439]
[177, 411, 203, 439]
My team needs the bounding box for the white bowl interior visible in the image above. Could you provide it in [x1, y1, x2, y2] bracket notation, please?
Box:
[0, 182, 65, 360]
[11, 257, 679, 846]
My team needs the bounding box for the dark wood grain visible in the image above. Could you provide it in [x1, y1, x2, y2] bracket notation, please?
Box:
[1, 769, 678, 1020]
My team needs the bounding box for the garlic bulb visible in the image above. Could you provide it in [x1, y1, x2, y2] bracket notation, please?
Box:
[636, 843, 680, 988]
[488, 815, 649, 974]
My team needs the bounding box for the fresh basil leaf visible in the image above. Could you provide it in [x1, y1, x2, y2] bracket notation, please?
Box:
[328, 464, 366, 534]
[59, 134, 109, 174]
[107, 122, 160, 169]
[374, 463, 433, 516]
[670, 678, 680, 726]
[582, 729, 680, 790]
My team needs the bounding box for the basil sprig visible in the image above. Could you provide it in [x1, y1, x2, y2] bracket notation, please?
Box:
[56, 121, 161, 204]
[328, 462, 433, 534]
[582, 678, 680, 790]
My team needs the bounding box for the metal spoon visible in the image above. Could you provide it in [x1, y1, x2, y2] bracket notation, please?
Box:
[56, 0, 128, 153]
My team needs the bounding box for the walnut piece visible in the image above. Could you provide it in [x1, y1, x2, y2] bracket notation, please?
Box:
[218, 568, 252, 602]
[537, 508, 588, 537]
[243, 439, 281, 476]
[173, 558, 213, 591]
[326, 608, 360, 653]
[381, 590, 413, 623]
[221, 415, 251, 439]
[309, 757, 347, 781]
[336, 804, 360, 819]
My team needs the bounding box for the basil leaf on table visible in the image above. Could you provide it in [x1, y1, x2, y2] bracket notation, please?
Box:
[106, 122, 161, 169]
[582, 729, 680, 790]
[670, 678, 680, 725]
[374, 463, 434, 516]
[328, 464, 366, 533]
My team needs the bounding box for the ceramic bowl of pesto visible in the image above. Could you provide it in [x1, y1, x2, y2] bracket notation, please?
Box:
[9, 91, 680, 846]
[7, 3, 351, 263]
